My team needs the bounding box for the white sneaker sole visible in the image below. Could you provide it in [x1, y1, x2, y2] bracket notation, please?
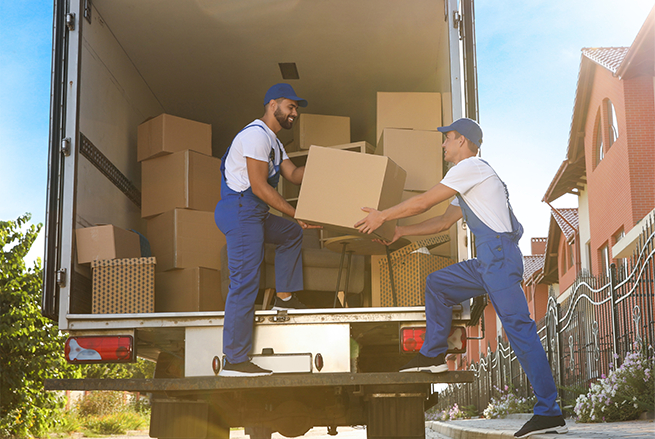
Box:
[218, 370, 272, 377]
[399, 364, 449, 374]
[515, 425, 568, 438]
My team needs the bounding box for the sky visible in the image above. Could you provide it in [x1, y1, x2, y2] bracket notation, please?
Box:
[1, 0, 654, 267]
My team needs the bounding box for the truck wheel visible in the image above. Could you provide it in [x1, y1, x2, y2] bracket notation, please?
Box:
[244, 425, 272, 439]
[366, 393, 425, 439]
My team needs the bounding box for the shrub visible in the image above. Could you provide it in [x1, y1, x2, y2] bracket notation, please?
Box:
[84, 412, 146, 435]
[76, 391, 127, 417]
[574, 347, 654, 423]
[483, 385, 535, 419]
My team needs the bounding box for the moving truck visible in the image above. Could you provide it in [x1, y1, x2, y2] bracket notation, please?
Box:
[43, 1, 481, 438]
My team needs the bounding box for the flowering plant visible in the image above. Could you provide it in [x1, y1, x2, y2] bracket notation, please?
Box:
[483, 385, 536, 419]
[426, 403, 477, 421]
[574, 347, 654, 423]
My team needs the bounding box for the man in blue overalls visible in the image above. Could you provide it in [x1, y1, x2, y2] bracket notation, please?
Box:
[215, 83, 318, 377]
[355, 118, 567, 437]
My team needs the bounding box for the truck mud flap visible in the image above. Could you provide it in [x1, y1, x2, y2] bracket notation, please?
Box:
[367, 392, 426, 439]
[150, 399, 229, 439]
[150, 399, 208, 438]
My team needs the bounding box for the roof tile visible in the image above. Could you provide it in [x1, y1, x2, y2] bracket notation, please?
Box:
[582, 47, 630, 73]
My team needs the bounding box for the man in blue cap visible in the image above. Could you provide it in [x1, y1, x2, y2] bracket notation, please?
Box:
[355, 118, 567, 437]
[215, 83, 318, 377]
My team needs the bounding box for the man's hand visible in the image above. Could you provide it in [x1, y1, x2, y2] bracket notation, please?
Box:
[297, 219, 321, 229]
[373, 226, 403, 246]
[354, 207, 386, 235]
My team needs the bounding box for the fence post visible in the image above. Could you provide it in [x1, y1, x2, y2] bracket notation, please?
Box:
[553, 302, 563, 389]
[609, 263, 620, 370]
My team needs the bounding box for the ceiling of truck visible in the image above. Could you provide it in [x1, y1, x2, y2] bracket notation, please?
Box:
[93, 0, 451, 155]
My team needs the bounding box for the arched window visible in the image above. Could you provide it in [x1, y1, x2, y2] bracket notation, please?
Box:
[606, 99, 619, 147]
[594, 109, 604, 166]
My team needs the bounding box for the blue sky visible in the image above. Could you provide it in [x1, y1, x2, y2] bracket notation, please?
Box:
[1, 0, 654, 266]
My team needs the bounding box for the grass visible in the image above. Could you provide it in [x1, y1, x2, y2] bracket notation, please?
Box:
[49, 391, 150, 438]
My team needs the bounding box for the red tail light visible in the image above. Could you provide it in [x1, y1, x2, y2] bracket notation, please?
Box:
[400, 327, 426, 352]
[65, 336, 134, 364]
[400, 326, 467, 353]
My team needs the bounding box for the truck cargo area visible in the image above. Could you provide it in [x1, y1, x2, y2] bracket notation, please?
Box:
[45, 0, 477, 437]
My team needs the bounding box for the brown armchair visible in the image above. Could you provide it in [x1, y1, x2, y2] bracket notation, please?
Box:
[220, 230, 368, 309]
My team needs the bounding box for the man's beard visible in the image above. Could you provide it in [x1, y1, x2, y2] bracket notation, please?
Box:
[274, 107, 293, 130]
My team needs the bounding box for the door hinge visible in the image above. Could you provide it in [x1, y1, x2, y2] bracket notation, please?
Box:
[453, 11, 463, 40]
[66, 13, 76, 31]
[61, 137, 71, 156]
[270, 309, 290, 322]
[84, 0, 92, 24]
[56, 268, 67, 288]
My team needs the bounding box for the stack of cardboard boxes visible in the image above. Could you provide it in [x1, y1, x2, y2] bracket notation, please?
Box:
[371, 92, 455, 306]
[139, 114, 226, 312]
[76, 224, 154, 314]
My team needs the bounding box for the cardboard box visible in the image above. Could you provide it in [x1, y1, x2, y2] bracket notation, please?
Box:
[376, 92, 442, 143]
[141, 150, 221, 218]
[295, 146, 406, 241]
[91, 257, 156, 314]
[282, 141, 375, 201]
[288, 114, 350, 151]
[76, 224, 142, 264]
[147, 209, 226, 272]
[137, 113, 212, 162]
[373, 238, 453, 307]
[376, 129, 442, 191]
[155, 267, 223, 312]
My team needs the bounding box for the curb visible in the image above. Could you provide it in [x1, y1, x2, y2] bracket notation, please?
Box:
[426, 417, 568, 439]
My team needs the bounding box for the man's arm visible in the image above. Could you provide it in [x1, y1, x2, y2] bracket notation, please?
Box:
[389, 204, 463, 242]
[247, 157, 297, 217]
[354, 183, 457, 235]
[280, 159, 304, 185]
[247, 158, 319, 229]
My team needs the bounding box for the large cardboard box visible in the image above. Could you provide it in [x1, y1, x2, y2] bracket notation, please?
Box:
[372, 237, 453, 307]
[155, 267, 223, 312]
[76, 224, 142, 264]
[91, 257, 156, 314]
[141, 150, 221, 218]
[281, 141, 375, 201]
[376, 129, 442, 191]
[137, 113, 212, 162]
[147, 209, 226, 272]
[288, 114, 351, 152]
[376, 92, 442, 143]
[295, 146, 406, 241]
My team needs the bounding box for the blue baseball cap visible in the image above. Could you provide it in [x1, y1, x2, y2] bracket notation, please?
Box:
[264, 83, 308, 107]
[437, 118, 483, 147]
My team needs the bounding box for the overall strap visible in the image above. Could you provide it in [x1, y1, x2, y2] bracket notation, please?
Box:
[220, 123, 283, 197]
[463, 159, 524, 242]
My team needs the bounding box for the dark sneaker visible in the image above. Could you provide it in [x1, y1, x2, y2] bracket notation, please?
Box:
[514, 414, 567, 437]
[272, 294, 308, 310]
[399, 353, 448, 373]
[218, 359, 272, 377]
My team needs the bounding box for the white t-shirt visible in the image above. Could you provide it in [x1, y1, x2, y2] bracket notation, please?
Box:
[441, 157, 513, 233]
[224, 119, 289, 192]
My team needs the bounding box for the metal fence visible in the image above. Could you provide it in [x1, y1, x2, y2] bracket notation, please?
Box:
[435, 215, 655, 413]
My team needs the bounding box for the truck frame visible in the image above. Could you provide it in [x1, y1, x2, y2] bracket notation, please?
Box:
[43, 1, 479, 438]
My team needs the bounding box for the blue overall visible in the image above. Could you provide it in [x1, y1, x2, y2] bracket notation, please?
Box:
[421, 168, 562, 417]
[215, 123, 303, 364]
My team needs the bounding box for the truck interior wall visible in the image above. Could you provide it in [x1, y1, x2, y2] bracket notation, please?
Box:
[77, 3, 163, 238]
